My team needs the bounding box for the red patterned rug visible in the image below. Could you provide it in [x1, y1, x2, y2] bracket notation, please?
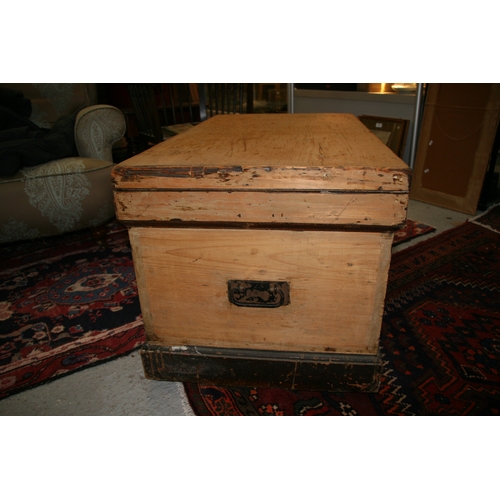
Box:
[393, 219, 435, 245]
[0, 221, 145, 400]
[184, 206, 500, 415]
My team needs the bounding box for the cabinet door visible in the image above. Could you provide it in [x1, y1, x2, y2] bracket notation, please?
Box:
[410, 84, 500, 214]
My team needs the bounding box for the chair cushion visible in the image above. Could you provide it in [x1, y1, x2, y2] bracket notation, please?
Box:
[0, 157, 115, 244]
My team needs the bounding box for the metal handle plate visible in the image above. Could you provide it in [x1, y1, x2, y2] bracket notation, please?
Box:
[228, 280, 290, 308]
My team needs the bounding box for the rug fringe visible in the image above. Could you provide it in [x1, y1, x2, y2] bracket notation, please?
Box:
[176, 382, 196, 416]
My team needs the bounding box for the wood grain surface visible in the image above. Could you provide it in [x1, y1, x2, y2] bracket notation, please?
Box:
[115, 190, 407, 226]
[130, 227, 393, 354]
[113, 114, 410, 193]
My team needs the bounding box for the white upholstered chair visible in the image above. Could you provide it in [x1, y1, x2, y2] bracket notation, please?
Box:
[0, 84, 126, 244]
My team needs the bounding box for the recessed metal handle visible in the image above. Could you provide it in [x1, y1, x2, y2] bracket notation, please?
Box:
[228, 280, 290, 308]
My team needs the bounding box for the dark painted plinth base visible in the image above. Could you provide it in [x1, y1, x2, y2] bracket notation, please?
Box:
[141, 344, 382, 392]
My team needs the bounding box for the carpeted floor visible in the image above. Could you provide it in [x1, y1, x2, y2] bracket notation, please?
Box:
[184, 205, 500, 415]
[0, 221, 145, 400]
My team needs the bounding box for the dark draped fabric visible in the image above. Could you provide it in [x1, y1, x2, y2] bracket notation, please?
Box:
[0, 86, 77, 177]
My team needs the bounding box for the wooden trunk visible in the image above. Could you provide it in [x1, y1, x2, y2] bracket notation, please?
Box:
[112, 113, 410, 392]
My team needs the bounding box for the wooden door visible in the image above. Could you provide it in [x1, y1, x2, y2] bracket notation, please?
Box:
[410, 84, 500, 214]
